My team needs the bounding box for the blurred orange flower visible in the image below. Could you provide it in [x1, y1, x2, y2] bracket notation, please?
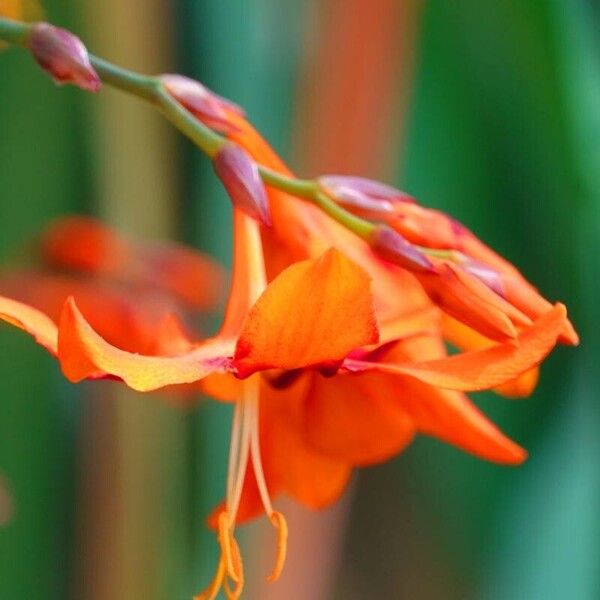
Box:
[0, 216, 224, 364]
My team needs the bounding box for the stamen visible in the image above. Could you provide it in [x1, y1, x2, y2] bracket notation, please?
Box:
[245, 377, 289, 582]
[226, 401, 243, 507]
[223, 538, 244, 600]
[267, 511, 288, 582]
[248, 377, 274, 516]
[228, 401, 252, 522]
[217, 512, 239, 583]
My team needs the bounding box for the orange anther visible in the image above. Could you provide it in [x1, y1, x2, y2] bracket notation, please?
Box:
[217, 511, 239, 583]
[267, 510, 288, 582]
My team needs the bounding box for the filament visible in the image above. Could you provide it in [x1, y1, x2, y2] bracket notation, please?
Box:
[198, 374, 288, 599]
[228, 398, 252, 523]
[248, 377, 274, 516]
[226, 400, 243, 509]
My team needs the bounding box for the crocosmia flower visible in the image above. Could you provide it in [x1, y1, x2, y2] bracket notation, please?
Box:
[0, 79, 578, 600]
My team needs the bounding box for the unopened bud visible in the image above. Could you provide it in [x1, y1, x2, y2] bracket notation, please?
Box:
[370, 225, 433, 273]
[213, 143, 271, 226]
[162, 74, 244, 134]
[319, 175, 414, 219]
[27, 23, 100, 92]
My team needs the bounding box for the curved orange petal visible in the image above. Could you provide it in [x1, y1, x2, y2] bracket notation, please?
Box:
[57, 297, 233, 391]
[501, 276, 579, 345]
[234, 248, 378, 376]
[0, 294, 57, 355]
[441, 313, 540, 398]
[0, 270, 194, 355]
[304, 371, 415, 465]
[307, 336, 525, 464]
[260, 377, 352, 509]
[492, 367, 540, 398]
[346, 303, 567, 391]
[395, 377, 526, 464]
[219, 210, 267, 339]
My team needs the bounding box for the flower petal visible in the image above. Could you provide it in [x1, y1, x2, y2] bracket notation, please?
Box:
[260, 377, 352, 509]
[441, 313, 540, 398]
[345, 303, 567, 391]
[304, 371, 415, 465]
[394, 378, 526, 464]
[492, 367, 540, 398]
[58, 297, 233, 391]
[234, 248, 378, 376]
[0, 270, 194, 355]
[0, 294, 57, 355]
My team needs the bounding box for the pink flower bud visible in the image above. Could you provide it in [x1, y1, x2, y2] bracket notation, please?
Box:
[370, 225, 434, 273]
[319, 175, 415, 219]
[161, 74, 244, 134]
[27, 23, 100, 92]
[213, 143, 271, 226]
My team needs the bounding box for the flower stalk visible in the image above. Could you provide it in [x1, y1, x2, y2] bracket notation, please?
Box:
[0, 15, 377, 243]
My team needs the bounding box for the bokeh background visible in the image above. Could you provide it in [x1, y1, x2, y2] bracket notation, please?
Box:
[1, 1, 599, 598]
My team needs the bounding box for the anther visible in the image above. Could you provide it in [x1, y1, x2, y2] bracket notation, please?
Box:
[217, 512, 239, 583]
[267, 511, 288, 582]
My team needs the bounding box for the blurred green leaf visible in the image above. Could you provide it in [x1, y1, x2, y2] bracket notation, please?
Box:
[0, 2, 86, 597]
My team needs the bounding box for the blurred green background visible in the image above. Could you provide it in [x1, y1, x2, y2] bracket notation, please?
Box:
[1, 1, 598, 599]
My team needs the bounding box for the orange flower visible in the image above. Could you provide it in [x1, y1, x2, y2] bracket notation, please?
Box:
[0, 84, 578, 600]
[0, 209, 572, 600]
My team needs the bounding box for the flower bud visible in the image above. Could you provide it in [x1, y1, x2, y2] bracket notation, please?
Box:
[319, 175, 414, 219]
[213, 143, 271, 226]
[27, 23, 100, 92]
[461, 259, 505, 297]
[370, 225, 434, 273]
[162, 74, 244, 134]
